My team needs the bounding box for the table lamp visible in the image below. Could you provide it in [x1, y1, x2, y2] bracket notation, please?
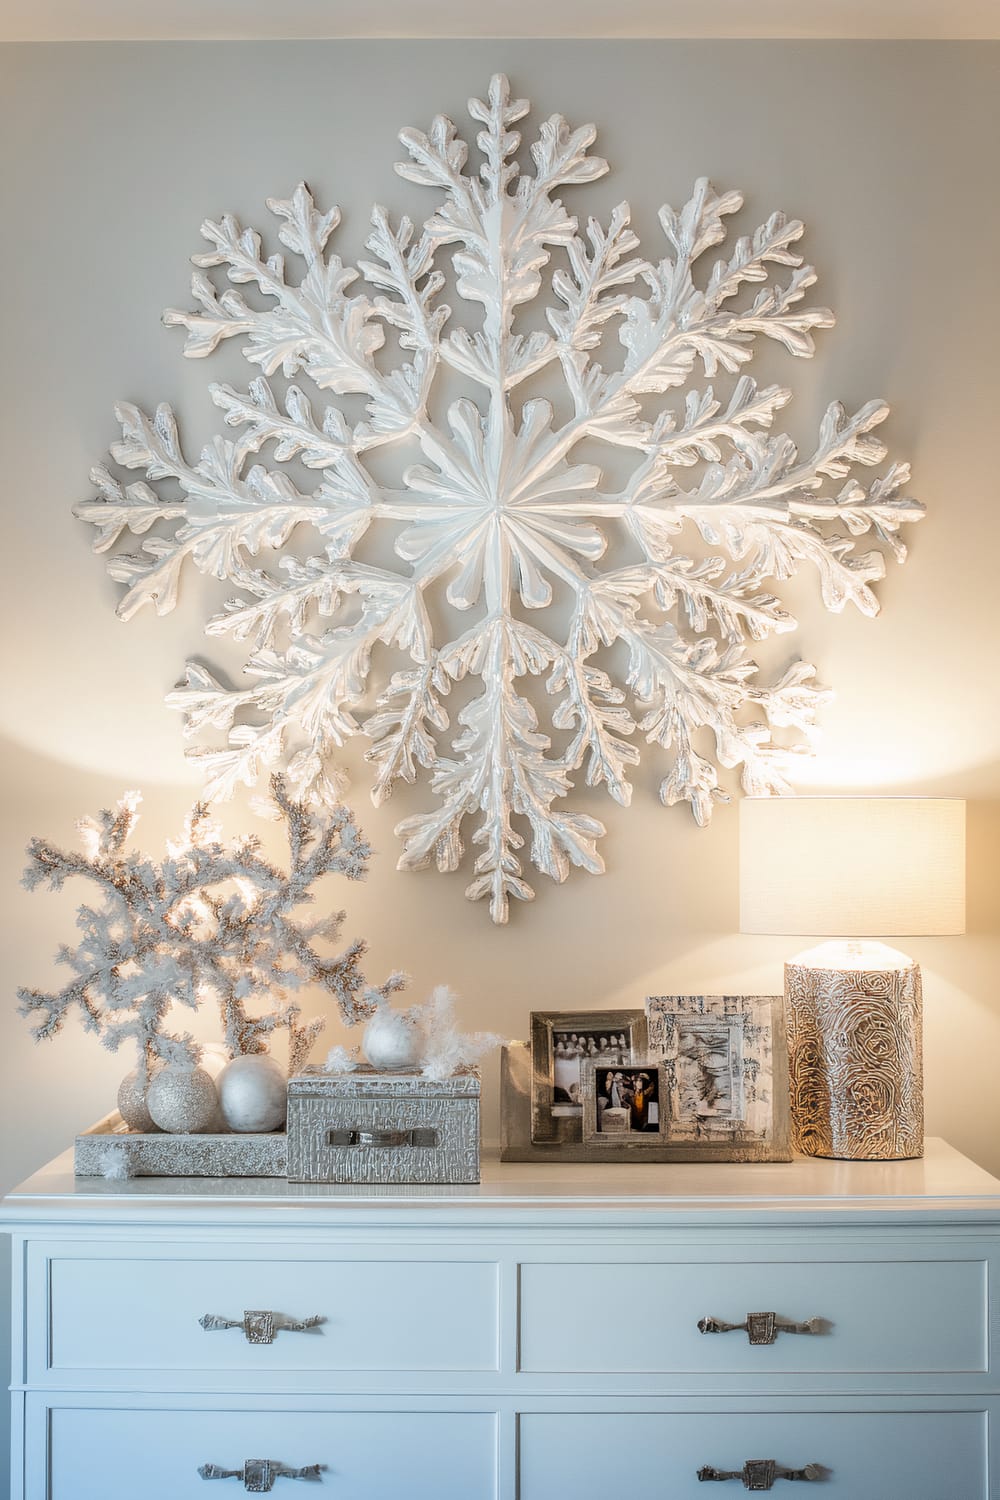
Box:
[739, 797, 965, 1161]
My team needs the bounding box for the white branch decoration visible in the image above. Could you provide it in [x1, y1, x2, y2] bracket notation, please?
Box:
[77, 75, 923, 923]
[18, 777, 406, 1077]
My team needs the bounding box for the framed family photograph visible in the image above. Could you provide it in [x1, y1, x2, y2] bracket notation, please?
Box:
[529, 1010, 646, 1148]
[500, 996, 790, 1164]
[581, 1060, 669, 1150]
[644, 994, 791, 1161]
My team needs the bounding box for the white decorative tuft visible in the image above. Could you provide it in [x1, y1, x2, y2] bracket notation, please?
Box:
[415, 986, 504, 1082]
[77, 75, 923, 922]
[323, 1044, 360, 1073]
[99, 1144, 134, 1182]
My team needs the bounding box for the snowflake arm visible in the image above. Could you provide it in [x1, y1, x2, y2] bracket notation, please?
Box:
[212, 379, 352, 468]
[397, 618, 604, 923]
[365, 660, 451, 806]
[76, 401, 362, 621]
[653, 558, 796, 644]
[164, 189, 381, 390]
[627, 623, 829, 824]
[549, 652, 639, 807]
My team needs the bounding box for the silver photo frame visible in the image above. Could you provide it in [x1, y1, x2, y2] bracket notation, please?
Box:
[528, 1009, 647, 1150]
[644, 994, 791, 1162]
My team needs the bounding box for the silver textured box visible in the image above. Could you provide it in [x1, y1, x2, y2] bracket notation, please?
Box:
[286, 1066, 481, 1185]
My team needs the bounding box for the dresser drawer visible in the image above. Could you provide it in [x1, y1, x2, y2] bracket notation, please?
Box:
[34, 1243, 500, 1377]
[38, 1402, 498, 1500]
[519, 1253, 989, 1375]
[518, 1408, 989, 1499]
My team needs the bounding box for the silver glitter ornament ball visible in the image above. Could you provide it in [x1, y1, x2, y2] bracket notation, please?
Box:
[217, 1053, 288, 1133]
[117, 1068, 160, 1133]
[146, 1065, 220, 1134]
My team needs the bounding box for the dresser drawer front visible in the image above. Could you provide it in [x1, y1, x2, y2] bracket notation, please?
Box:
[42, 1404, 498, 1500]
[519, 1255, 988, 1375]
[38, 1246, 500, 1376]
[518, 1410, 988, 1499]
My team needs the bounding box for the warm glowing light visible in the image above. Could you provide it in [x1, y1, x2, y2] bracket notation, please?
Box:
[739, 797, 966, 938]
[789, 939, 915, 971]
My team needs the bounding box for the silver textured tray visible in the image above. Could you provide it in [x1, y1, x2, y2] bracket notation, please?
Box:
[75, 1111, 287, 1178]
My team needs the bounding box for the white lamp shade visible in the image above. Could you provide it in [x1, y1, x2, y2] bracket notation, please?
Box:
[739, 797, 966, 937]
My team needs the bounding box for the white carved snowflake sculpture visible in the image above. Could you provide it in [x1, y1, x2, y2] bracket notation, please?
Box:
[77, 76, 923, 923]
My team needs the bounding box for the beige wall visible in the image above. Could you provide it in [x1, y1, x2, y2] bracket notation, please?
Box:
[1, 30, 998, 1343]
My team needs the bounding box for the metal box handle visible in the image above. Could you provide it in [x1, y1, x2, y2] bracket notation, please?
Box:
[326, 1127, 439, 1148]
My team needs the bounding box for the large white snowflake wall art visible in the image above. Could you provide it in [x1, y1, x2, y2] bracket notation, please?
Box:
[77, 75, 923, 923]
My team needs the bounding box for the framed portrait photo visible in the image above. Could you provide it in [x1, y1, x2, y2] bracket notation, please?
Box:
[581, 1060, 669, 1151]
[644, 994, 791, 1162]
[529, 1010, 646, 1148]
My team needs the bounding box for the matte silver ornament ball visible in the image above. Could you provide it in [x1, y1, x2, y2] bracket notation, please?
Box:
[217, 1054, 288, 1133]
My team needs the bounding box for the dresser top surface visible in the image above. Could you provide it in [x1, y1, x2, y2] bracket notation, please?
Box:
[2, 1138, 1000, 1230]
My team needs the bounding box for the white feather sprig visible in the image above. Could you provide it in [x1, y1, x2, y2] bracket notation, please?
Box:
[324, 1044, 360, 1073]
[414, 986, 504, 1082]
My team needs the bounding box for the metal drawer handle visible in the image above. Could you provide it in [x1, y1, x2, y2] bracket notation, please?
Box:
[199, 1459, 324, 1491]
[327, 1127, 439, 1148]
[697, 1311, 823, 1345]
[698, 1459, 822, 1489]
[199, 1310, 325, 1344]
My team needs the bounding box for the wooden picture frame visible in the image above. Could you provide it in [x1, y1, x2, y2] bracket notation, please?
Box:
[644, 994, 791, 1162]
[580, 1059, 670, 1152]
[529, 1009, 647, 1148]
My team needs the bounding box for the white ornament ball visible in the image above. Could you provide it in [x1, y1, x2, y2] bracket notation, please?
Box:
[117, 1069, 160, 1133]
[217, 1054, 287, 1134]
[363, 1006, 421, 1071]
[199, 1042, 231, 1080]
[146, 1066, 220, 1135]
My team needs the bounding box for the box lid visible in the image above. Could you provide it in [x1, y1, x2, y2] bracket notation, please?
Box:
[288, 1064, 481, 1098]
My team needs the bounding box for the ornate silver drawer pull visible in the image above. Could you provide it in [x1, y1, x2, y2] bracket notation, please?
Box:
[697, 1311, 823, 1345]
[698, 1459, 822, 1489]
[199, 1459, 324, 1492]
[326, 1126, 439, 1148]
[198, 1310, 325, 1344]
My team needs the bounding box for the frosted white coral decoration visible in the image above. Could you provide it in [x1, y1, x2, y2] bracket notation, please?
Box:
[18, 776, 405, 1080]
[77, 75, 922, 923]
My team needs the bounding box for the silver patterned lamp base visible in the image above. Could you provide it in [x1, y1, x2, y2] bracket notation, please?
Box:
[784, 959, 923, 1160]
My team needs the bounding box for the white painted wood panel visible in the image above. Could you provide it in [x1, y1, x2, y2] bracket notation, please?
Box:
[42, 1249, 500, 1375]
[519, 1255, 988, 1375]
[5, 1143, 1000, 1500]
[518, 1410, 988, 1499]
[44, 1405, 499, 1500]
[7, 1138, 1000, 1226]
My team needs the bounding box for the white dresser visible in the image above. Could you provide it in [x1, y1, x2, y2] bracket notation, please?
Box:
[3, 1138, 999, 1499]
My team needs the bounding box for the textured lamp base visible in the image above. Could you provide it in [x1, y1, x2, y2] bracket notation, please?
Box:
[784, 961, 923, 1160]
